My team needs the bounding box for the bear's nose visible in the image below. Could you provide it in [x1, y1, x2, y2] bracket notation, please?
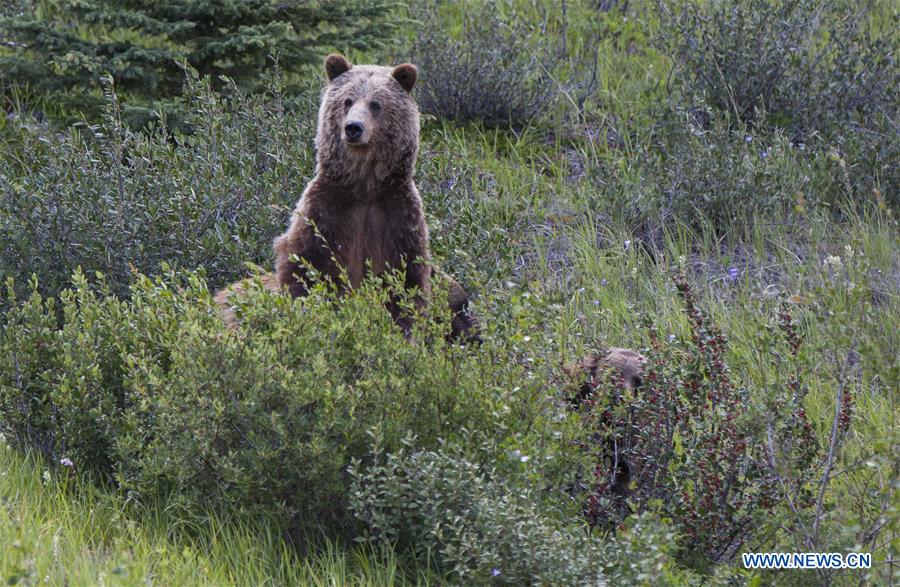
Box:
[344, 121, 364, 141]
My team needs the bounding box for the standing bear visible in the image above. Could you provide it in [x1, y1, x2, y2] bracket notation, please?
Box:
[215, 54, 479, 341]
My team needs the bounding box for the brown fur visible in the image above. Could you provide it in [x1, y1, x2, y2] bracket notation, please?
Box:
[564, 347, 647, 498]
[215, 54, 478, 341]
[432, 267, 481, 344]
[564, 347, 646, 400]
[213, 273, 281, 329]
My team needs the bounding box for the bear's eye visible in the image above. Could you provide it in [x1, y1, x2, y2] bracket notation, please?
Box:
[369, 101, 381, 114]
[343, 98, 353, 109]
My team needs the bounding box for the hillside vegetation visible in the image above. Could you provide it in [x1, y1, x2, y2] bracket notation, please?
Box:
[0, 1, 897, 585]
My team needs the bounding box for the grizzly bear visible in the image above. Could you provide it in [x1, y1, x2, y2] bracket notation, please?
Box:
[564, 347, 647, 500]
[563, 347, 646, 402]
[214, 54, 479, 341]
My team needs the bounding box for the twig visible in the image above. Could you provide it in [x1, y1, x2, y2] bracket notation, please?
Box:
[811, 342, 857, 544]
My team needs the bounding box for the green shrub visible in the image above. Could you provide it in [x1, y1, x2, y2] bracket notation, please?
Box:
[407, 3, 565, 128]
[349, 440, 695, 585]
[0, 268, 557, 536]
[658, 120, 807, 232]
[660, 0, 898, 137]
[588, 115, 814, 236]
[0, 75, 315, 302]
[656, 0, 899, 215]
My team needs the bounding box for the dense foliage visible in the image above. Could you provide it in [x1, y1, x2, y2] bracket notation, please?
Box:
[0, 0, 399, 125]
[0, 268, 570, 539]
[407, 3, 566, 128]
[0, 73, 314, 301]
[0, 0, 897, 584]
[350, 442, 686, 584]
[661, 0, 898, 137]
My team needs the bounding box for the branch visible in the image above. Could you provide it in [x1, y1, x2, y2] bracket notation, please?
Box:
[810, 342, 857, 544]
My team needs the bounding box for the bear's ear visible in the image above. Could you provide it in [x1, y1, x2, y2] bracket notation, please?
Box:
[391, 63, 417, 93]
[325, 54, 352, 81]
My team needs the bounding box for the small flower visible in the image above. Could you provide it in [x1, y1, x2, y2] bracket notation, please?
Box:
[824, 255, 843, 270]
[623, 240, 631, 251]
[727, 267, 739, 281]
[744, 135, 753, 143]
[677, 255, 686, 268]
[520, 455, 530, 463]
[668, 333, 677, 343]
[492, 568, 502, 577]
[59, 457, 74, 468]
[577, 287, 586, 293]
[844, 244, 854, 258]
[759, 149, 768, 159]
[43, 470, 51, 483]
[592, 300, 600, 306]
[600, 279, 608, 286]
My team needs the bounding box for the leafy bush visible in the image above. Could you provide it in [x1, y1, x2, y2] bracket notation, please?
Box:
[619, 112, 898, 238]
[349, 440, 695, 585]
[827, 124, 900, 212]
[656, 0, 900, 217]
[0, 268, 554, 536]
[590, 115, 814, 236]
[407, 3, 565, 127]
[0, 74, 314, 301]
[753, 248, 898, 586]
[660, 0, 898, 137]
[656, 120, 810, 231]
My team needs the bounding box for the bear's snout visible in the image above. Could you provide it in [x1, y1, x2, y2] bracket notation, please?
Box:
[344, 121, 365, 143]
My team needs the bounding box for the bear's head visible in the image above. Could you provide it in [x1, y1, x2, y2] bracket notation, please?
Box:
[316, 53, 420, 183]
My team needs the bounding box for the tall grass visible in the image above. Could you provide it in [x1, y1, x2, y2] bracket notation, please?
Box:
[0, 444, 420, 586]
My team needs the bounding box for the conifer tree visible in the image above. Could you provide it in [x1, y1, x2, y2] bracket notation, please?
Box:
[0, 0, 398, 122]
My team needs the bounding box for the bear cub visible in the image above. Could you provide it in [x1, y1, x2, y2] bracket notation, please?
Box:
[564, 347, 647, 500]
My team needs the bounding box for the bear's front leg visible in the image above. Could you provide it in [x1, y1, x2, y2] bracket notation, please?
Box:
[273, 221, 340, 298]
[385, 258, 431, 338]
